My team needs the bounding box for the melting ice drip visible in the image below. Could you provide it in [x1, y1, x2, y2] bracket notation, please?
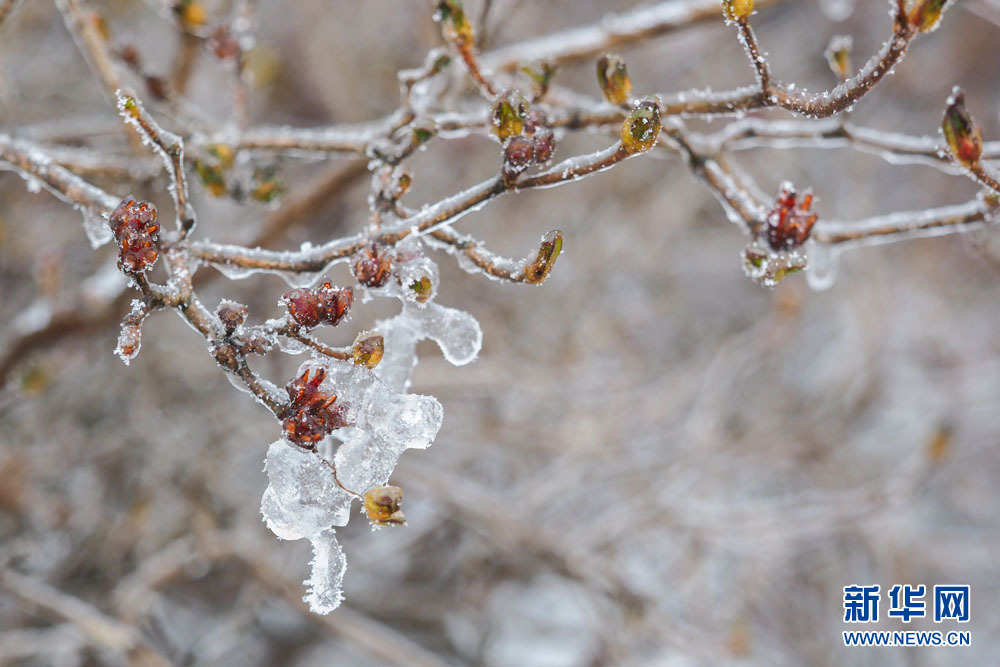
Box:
[260, 240, 482, 613]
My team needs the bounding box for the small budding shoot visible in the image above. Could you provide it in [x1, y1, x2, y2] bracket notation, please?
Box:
[108, 196, 160, 273]
[907, 0, 951, 34]
[363, 486, 406, 527]
[172, 0, 207, 31]
[620, 96, 661, 154]
[353, 244, 393, 288]
[351, 331, 384, 369]
[522, 230, 564, 285]
[434, 0, 473, 45]
[942, 88, 982, 168]
[521, 61, 556, 100]
[194, 144, 234, 197]
[492, 90, 529, 141]
[282, 282, 353, 329]
[408, 275, 434, 303]
[825, 36, 853, 80]
[596, 53, 632, 106]
[216, 300, 248, 336]
[722, 0, 754, 22]
[283, 367, 351, 448]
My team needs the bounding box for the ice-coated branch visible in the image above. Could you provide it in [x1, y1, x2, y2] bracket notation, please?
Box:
[116, 91, 197, 236]
[813, 197, 1000, 249]
[481, 0, 791, 72]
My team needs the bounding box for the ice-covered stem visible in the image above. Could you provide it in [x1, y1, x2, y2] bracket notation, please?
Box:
[696, 118, 1000, 174]
[116, 92, 197, 237]
[0, 134, 121, 213]
[435, 0, 497, 98]
[430, 227, 564, 284]
[727, 2, 772, 94]
[54, 0, 133, 138]
[812, 196, 1000, 248]
[192, 135, 655, 274]
[481, 0, 791, 73]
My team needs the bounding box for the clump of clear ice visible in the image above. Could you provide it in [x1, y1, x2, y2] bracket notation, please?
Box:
[260, 244, 478, 614]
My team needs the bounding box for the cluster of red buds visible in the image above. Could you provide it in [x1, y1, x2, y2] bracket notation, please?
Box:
[282, 282, 353, 329]
[764, 182, 818, 251]
[108, 196, 160, 273]
[353, 243, 393, 288]
[282, 367, 351, 448]
[502, 109, 556, 183]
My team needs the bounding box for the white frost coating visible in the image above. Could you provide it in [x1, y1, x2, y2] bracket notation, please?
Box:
[260, 357, 444, 613]
[304, 531, 347, 614]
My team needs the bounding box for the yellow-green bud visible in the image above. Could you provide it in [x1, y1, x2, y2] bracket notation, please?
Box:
[522, 230, 563, 285]
[722, 0, 754, 22]
[492, 90, 528, 141]
[596, 53, 632, 106]
[620, 96, 661, 154]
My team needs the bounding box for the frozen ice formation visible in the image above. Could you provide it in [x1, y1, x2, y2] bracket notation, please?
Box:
[260, 244, 473, 613]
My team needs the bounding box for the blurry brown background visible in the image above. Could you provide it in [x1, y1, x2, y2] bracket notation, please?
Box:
[1, 1, 999, 665]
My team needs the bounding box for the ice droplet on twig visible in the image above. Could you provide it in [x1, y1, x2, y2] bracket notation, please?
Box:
[805, 241, 840, 291]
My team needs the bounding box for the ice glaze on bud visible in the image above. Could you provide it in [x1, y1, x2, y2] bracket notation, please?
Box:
[282, 282, 353, 329]
[353, 244, 393, 288]
[283, 367, 351, 448]
[522, 230, 563, 285]
[251, 166, 285, 204]
[492, 89, 529, 141]
[824, 35, 853, 80]
[620, 96, 661, 154]
[942, 88, 982, 168]
[108, 196, 160, 273]
[363, 485, 406, 526]
[408, 276, 434, 303]
[765, 182, 818, 251]
[503, 135, 535, 181]
[722, 0, 754, 21]
[217, 300, 248, 336]
[351, 331, 385, 369]
[434, 0, 472, 44]
[908, 0, 951, 34]
[596, 53, 632, 106]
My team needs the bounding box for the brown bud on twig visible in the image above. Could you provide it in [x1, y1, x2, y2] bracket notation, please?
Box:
[108, 196, 160, 274]
[353, 244, 393, 288]
[282, 282, 353, 329]
[216, 300, 248, 336]
[765, 182, 818, 251]
[283, 367, 351, 448]
[363, 485, 406, 526]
